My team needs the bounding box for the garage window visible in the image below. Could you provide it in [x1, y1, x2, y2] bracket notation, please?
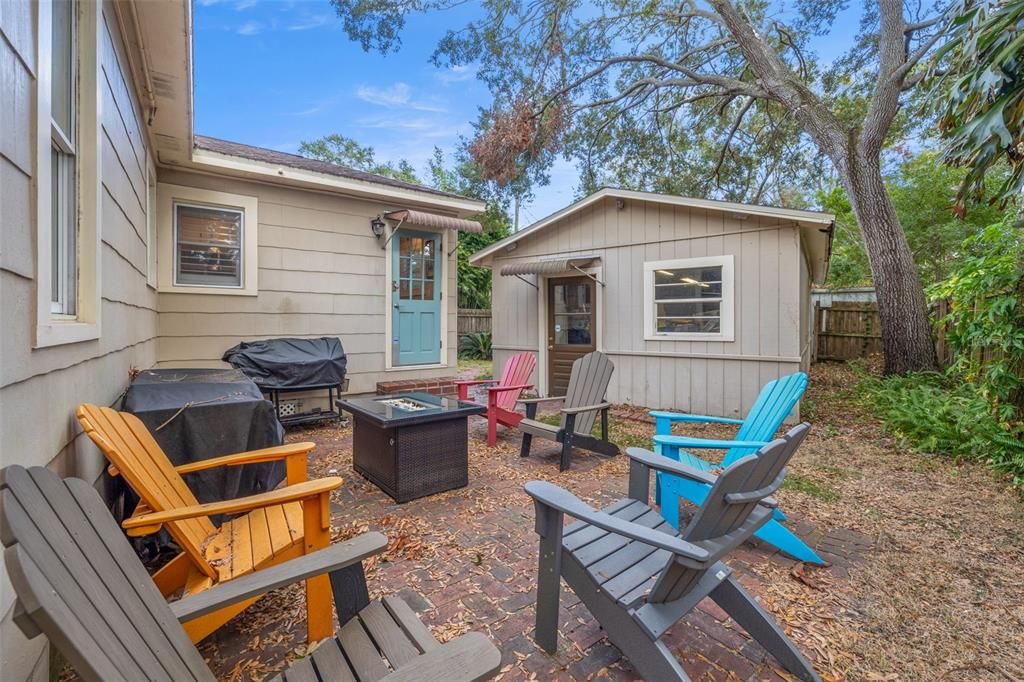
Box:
[643, 255, 734, 341]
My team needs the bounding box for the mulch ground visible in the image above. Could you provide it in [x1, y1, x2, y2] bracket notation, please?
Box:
[198, 363, 1024, 681]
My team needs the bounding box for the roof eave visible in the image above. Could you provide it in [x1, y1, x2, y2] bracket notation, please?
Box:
[183, 147, 486, 216]
[469, 187, 835, 265]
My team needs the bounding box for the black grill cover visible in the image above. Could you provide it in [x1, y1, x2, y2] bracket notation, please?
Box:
[222, 337, 347, 389]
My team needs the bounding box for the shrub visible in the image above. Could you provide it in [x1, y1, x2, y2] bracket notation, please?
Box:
[458, 331, 492, 360]
[859, 372, 1024, 487]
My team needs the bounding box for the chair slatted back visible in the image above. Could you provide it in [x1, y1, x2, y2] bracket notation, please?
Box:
[560, 352, 615, 435]
[723, 372, 808, 467]
[648, 423, 810, 604]
[494, 352, 537, 410]
[76, 404, 217, 577]
[0, 466, 214, 682]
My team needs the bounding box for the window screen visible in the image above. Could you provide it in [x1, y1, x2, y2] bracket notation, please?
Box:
[174, 203, 243, 287]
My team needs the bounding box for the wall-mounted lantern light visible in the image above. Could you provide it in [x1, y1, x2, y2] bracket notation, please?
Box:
[370, 215, 387, 240]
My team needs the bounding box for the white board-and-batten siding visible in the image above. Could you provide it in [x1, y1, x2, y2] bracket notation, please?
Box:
[490, 196, 807, 418]
[0, 2, 158, 679]
[155, 169, 459, 396]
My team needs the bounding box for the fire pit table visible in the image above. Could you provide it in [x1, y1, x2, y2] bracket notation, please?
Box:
[337, 392, 485, 503]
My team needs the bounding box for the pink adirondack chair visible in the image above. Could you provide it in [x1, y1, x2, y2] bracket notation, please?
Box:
[456, 352, 537, 447]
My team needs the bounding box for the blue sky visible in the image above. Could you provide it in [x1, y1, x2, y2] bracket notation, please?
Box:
[193, 0, 861, 222]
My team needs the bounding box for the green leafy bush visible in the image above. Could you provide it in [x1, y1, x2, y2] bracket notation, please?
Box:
[458, 331, 492, 360]
[860, 372, 1024, 487]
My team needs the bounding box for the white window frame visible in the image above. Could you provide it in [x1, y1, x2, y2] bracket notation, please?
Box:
[34, 0, 103, 348]
[643, 255, 735, 342]
[156, 183, 259, 296]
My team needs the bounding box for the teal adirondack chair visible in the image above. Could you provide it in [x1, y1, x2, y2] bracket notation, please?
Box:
[651, 372, 824, 565]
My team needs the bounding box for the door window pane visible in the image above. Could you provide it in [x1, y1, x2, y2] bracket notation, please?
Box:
[397, 234, 438, 300]
[552, 282, 593, 345]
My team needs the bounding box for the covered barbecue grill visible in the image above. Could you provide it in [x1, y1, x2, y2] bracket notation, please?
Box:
[223, 337, 349, 426]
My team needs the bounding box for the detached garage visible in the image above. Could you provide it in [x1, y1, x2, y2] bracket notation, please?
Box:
[469, 188, 834, 418]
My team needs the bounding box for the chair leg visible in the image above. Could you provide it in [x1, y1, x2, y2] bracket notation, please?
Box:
[753, 519, 826, 565]
[520, 432, 533, 458]
[559, 436, 573, 472]
[487, 409, 499, 447]
[710, 577, 822, 682]
[533, 501, 563, 654]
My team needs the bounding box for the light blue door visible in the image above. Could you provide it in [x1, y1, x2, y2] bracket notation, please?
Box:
[392, 229, 442, 366]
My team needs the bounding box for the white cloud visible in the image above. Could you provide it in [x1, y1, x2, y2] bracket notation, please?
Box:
[435, 64, 477, 84]
[287, 15, 330, 31]
[358, 116, 466, 139]
[355, 83, 447, 112]
[235, 0, 258, 9]
[236, 21, 262, 35]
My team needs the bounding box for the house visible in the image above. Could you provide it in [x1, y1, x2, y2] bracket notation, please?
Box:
[470, 188, 834, 416]
[0, 1, 482, 678]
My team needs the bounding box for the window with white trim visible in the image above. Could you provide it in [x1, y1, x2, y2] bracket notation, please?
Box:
[156, 183, 259, 296]
[35, 0, 102, 347]
[643, 256, 735, 341]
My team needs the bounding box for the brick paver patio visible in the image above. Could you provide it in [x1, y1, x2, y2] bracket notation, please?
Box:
[199, 407, 871, 681]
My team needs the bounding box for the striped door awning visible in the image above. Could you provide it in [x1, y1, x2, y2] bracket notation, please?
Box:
[499, 257, 597, 276]
[384, 209, 483, 233]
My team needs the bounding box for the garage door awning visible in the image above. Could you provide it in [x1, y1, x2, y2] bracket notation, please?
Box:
[384, 209, 483, 233]
[499, 257, 597, 276]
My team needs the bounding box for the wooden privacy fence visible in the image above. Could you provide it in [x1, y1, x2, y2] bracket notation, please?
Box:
[458, 309, 492, 336]
[814, 299, 974, 365]
[814, 302, 883, 362]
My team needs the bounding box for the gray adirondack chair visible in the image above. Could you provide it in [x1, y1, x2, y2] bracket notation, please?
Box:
[524, 423, 821, 682]
[0, 465, 501, 682]
[518, 351, 619, 471]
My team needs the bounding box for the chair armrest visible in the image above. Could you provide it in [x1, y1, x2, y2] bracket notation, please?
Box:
[649, 411, 745, 426]
[486, 383, 533, 393]
[170, 532, 388, 623]
[653, 435, 770, 450]
[121, 477, 343, 533]
[453, 379, 498, 387]
[383, 632, 501, 682]
[625, 447, 718, 485]
[518, 395, 565, 405]
[524, 481, 710, 564]
[173, 442, 316, 475]
[561, 402, 611, 416]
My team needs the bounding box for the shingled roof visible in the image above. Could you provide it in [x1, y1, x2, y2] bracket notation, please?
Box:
[194, 135, 469, 200]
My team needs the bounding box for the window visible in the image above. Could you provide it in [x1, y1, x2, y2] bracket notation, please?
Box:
[156, 183, 259, 296]
[34, 0, 101, 347]
[50, 0, 76, 315]
[397, 235, 439, 300]
[643, 256, 734, 341]
[174, 203, 244, 288]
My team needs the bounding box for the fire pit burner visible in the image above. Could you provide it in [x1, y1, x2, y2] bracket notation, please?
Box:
[377, 397, 430, 411]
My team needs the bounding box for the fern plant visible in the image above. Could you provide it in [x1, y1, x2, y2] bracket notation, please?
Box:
[458, 331, 492, 360]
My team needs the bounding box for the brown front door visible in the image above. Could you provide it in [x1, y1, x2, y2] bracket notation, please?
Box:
[547, 276, 596, 396]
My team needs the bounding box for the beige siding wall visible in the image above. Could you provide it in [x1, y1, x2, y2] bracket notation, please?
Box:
[0, 2, 158, 679]
[155, 169, 458, 397]
[490, 196, 804, 417]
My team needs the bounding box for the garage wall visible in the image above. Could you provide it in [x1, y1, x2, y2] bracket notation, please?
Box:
[490, 195, 804, 417]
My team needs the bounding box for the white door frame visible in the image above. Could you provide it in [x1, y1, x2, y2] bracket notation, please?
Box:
[536, 265, 604, 396]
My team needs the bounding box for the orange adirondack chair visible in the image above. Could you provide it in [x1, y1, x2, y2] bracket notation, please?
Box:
[75, 404, 341, 644]
[456, 352, 536, 447]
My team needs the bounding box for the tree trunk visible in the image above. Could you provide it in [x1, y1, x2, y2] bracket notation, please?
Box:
[840, 152, 939, 374]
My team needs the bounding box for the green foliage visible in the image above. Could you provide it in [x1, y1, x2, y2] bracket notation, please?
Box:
[822, 150, 1015, 288]
[859, 222, 1024, 487]
[929, 222, 1024, 420]
[932, 0, 1024, 209]
[458, 331, 492, 360]
[298, 133, 421, 183]
[859, 372, 1024, 486]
